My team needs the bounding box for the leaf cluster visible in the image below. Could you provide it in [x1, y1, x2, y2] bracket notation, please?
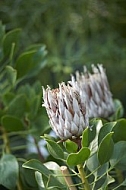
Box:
[0, 22, 50, 190]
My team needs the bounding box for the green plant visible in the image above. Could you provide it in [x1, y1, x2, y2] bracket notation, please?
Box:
[22, 65, 126, 189]
[0, 22, 49, 190]
[0, 20, 126, 190]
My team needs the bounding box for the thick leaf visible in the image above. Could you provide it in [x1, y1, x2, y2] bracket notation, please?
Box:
[2, 28, 21, 57]
[15, 45, 47, 79]
[5, 66, 17, 86]
[86, 153, 99, 173]
[46, 139, 64, 160]
[23, 160, 66, 189]
[0, 154, 19, 189]
[110, 141, 126, 170]
[67, 147, 90, 166]
[21, 168, 38, 188]
[86, 153, 109, 179]
[1, 115, 24, 132]
[7, 94, 29, 118]
[98, 122, 116, 145]
[23, 159, 52, 177]
[65, 139, 78, 153]
[98, 132, 114, 165]
[35, 171, 45, 190]
[82, 127, 89, 147]
[112, 118, 126, 142]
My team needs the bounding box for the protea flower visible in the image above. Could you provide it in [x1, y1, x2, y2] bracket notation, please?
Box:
[69, 64, 114, 118]
[42, 83, 89, 140]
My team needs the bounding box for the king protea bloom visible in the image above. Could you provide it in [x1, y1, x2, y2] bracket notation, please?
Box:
[42, 83, 89, 140]
[69, 64, 114, 118]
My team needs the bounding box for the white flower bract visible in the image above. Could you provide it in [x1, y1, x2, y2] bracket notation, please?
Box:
[42, 83, 89, 140]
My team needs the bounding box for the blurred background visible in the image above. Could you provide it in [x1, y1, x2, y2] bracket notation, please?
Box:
[0, 0, 126, 110]
[0, 1, 126, 189]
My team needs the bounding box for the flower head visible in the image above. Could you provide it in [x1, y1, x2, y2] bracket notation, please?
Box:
[42, 83, 89, 140]
[69, 64, 114, 118]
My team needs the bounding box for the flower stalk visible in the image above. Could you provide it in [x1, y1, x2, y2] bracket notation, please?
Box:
[77, 164, 91, 190]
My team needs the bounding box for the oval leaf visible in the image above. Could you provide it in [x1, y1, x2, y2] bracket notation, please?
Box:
[0, 154, 19, 189]
[98, 132, 114, 165]
[15, 46, 47, 79]
[110, 141, 126, 170]
[1, 115, 24, 132]
[46, 139, 64, 160]
[98, 122, 116, 145]
[7, 94, 29, 118]
[65, 139, 78, 153]
[23, 159, 52, 177]
[67, 147, 90, 166]
[2, 28, 21, 57]
[112, 119, 126, 142]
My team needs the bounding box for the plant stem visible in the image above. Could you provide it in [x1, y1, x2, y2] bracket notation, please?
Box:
[77, 164, 91, 190]
[60, 166, 77, 190]
[34, 137, 45, 162]
[0, 126, 10, 153]
[0, 126, 23, 190]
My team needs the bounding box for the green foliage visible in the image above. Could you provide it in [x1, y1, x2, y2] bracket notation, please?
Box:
[0, 23, 49, 189]
[67, 147, 90, 166]
[0, 0, 126, 188]
[0, 154, 19, 189]
[98, 132, 114, 165]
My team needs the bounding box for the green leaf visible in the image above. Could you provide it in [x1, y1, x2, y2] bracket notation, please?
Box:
[98, 132, 114, 165]
[29, 95, 41, 118]
[82, 127, 89, 147]
[110, 141, 126, 170]
[0, 66, 17, 95]
[98, 122, 116, 145]
[35, 171, 45, 190]
[112, 118, 126, 142]
[113, 99, 124, 119]
[89, 119, 103, 154]
[86, 153, 99, 173]
[15, 45, 47, 79]
[1, 115, 24, 132]
[64, 139, 78, 153]
[23, 160, 66, 189]
[21, 168, 38, 188]
[67, 147, 90, 166]
[7, 94, 29, 118]
[3, 92, 15, 106]
[23, 159, 52, 177]
[46, 139, 64, 160]
[2, 28, 21, 57]
[30, 116, 50, 141]
[0, 154, 19, 189]
[5, 66, 17, 86]
[47, 175, 66, 189]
